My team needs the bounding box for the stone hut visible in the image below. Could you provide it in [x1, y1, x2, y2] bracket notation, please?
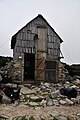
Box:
[11, 14, 63, 83]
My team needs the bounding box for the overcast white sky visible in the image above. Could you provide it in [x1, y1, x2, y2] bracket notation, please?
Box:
[0, 0, 80, 65]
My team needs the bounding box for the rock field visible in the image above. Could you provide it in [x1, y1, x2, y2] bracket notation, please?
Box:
[0, 80, 80, 120]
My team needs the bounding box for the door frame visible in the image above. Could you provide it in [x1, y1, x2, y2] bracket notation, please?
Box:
[24, 53, 35, 81]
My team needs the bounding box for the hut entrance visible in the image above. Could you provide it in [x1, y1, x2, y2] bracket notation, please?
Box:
[24, 53, 35, 81]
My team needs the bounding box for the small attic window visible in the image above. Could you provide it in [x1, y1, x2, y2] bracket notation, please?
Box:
[33, 34, 38, 40]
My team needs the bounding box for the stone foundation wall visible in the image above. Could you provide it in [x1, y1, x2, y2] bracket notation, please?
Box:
[0, 60, 67, 84]
[10, 59, 23, 83]
[59, 62, 66, 81]
[0, 60, 22, 83]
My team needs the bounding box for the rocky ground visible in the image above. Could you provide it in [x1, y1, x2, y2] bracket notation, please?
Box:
[0, 104, 80, 120]
[0, 59, 80, 119]
[0, 80, 80, 120]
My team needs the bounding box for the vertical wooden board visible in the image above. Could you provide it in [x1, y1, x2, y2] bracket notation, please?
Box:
[22, 40, 24, 47]
[23, 32, 26, 40]
[17, 34, 20, 39]
[20, 47, 22, 53]
[36, 70, 44, 80]
[47, 26, 53, 36]
[15, 46, 17, 52]
[21, 52, 24, 58]
[25, 32, 27, 40]
[20, 32, 23, 40]
[35, 52, 46, 81]
[22, 27, 26, 32]
[37, 27, 47, 51]
[16, 40, 19, 46]
[28, 48, 30, 53]
[32, 26, 36, 33]
[26, 48, 28, 53]
[14, 51, 18, 59]
[22, 47, 26, 53]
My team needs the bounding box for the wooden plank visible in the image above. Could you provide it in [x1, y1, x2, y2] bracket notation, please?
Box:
[35, 52, 45, 80]
[23, 32, 26, 40]
[37, 27, 47, 51]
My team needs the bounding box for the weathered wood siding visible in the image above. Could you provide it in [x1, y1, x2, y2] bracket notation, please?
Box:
[13, 17, 61, 61]
[47, 26, 60, 60]
[12, 15, 61, 82]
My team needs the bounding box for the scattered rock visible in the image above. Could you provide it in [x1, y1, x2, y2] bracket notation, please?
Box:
[74, 79, 80, 85]
[40, 116, 46, 120]
[71, 98, 78, 104]
[77, 113, 80, 119]
[30, 96, 41, 102]
[40, 99, 46, 107]
[49, 112, 58, 118]
[53, 99, 60, 106]
[65, 98, 74, 105]
[2, 94, 11, 104]
[59, 100, 67, 105]
[46, 96, 53, 106]
[27, 102, 39, 107]
[50, 90, 60, 99]
[20, 87, 36, 95]
[54, 115, 68, 120]
[44, 82, 50, 88]
[0, 115, 8, 120]
[0, 74, 2, 81]
[0, 80, 80, 107]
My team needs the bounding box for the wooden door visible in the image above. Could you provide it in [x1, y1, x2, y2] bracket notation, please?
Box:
[35, 27, 47, 81]
[35, 52, 45, 80]
[45, 61, 57, 83]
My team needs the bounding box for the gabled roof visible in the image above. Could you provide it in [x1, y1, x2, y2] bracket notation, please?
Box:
[11, 14, 63, 49]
